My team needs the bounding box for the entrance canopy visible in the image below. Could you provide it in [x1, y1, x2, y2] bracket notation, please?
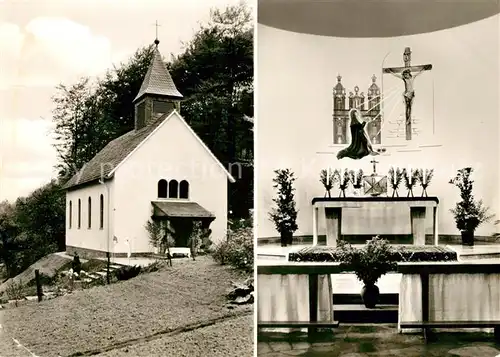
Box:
[152, 201, 215, 220]
[258, 0, 500, 38]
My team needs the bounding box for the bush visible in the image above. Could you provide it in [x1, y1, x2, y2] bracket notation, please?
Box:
[81, 259, 107, 272]
[142, 260, 164, 273]
[27, 272, 54, 287]
[114, 265, 142, 281]
[212, 240, 231, 265]
[212, 227, 253, 271]
[229, 217, 253, 231]
[6, 280, 25, 304]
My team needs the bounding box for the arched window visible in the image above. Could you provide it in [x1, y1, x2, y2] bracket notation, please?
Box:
[69, 201, 72, 229]
[168, 180, 179, 199]
[88, 197, 92, 229]
[100, 194, 104, 229]
[78, 199, 81, 229]
[179, 180, 189, 199]
[158, 179, 168, 198]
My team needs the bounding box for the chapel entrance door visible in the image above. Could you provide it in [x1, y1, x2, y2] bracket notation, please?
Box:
[169, 218, 194, 247]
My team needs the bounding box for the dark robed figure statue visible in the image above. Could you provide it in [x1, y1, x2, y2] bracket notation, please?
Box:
[337, 108, 379, 160]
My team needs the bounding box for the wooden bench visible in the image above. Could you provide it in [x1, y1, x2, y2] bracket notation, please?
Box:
[257, 263, 341, 341]
[398, 262, 500, 342]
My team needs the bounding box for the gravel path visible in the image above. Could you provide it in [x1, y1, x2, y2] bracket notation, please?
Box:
[97, 314, 253, 357]
[0, 257, 252, 357]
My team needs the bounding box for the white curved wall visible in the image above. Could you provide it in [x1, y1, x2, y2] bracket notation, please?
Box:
[257, 16, 500, 239]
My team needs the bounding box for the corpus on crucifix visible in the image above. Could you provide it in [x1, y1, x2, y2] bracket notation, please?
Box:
[383, 47, 432, 141]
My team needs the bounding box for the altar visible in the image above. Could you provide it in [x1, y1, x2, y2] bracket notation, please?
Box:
[312, 197, 439, 246]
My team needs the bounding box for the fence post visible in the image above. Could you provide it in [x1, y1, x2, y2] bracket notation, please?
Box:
[106, 252, 110, 284]
[34, 269, 43, 302]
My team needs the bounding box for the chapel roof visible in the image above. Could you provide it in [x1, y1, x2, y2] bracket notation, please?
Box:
[133, 45, 183, 103]
[63, 110, 174, 190]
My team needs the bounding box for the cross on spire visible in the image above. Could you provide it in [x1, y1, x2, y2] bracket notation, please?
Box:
[153, 20, 161, 45]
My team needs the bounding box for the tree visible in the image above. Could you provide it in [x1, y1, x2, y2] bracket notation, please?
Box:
[0, 181, 65, 278]
[169, 3, 253, 217]
[52, 47, 156, 179]
[0, 200, 19, 277]
[269, 169, 299, 247]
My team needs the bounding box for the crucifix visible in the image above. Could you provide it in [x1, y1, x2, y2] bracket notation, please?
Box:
[382, 47, 432, 141]
[371, 159, 379, 175]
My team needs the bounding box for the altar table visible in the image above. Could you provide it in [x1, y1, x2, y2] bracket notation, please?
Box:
[311, 197, 439, 246]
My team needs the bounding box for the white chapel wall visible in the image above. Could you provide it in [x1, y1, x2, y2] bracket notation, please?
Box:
[66, 181, 114, 253]
[113, 111, 229, 253]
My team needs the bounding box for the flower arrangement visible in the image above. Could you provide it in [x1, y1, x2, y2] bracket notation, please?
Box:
[402, 168, 420, 197]
[337, 236, 397, 308]
[320, 168, 337, 198]
[388, 167, 403, 197]
[449, 167, 494, 245]
[349, 169, 364, 189]
[335, 169, 351, 197]
[416, 169, 434, 197]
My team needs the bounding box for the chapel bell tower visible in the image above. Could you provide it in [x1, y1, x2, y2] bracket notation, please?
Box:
[133, 39, 183, 131]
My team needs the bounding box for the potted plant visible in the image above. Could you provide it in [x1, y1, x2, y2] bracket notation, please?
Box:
[320, 168, 337, 198]
[349, 169, 364, 196]
[269, 169, 299, 247]
[388, 167, 403, 197]
[449, 167, 494, 246]
[336, 169, 351, 198]
[416, 169, 434, 197]
[402, 168, 419, 197]
[337, 236, 397, 308]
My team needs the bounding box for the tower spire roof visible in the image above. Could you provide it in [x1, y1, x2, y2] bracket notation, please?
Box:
[133, 42, 183, 103]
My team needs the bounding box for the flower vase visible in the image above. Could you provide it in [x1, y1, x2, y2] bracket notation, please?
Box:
[361, 284, 380, 308]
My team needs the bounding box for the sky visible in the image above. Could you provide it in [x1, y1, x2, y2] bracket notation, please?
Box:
[0, 0, 246, 202]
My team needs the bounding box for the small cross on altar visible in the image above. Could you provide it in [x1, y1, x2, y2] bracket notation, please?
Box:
[371, 159, 379, 174]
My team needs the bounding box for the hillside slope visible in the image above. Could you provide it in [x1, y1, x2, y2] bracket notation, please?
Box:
[0, 253, 72, 295]
[0, 257, 252, 357]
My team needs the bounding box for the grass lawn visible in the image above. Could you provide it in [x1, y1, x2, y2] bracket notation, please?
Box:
[0, 256, 253, 357]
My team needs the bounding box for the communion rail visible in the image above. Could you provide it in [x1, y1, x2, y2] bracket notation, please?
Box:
[258, 261, 500, 342]
[257, 262, 344, 340]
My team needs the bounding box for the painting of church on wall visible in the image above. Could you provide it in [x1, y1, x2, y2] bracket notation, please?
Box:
[332, 75, 382, 146]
